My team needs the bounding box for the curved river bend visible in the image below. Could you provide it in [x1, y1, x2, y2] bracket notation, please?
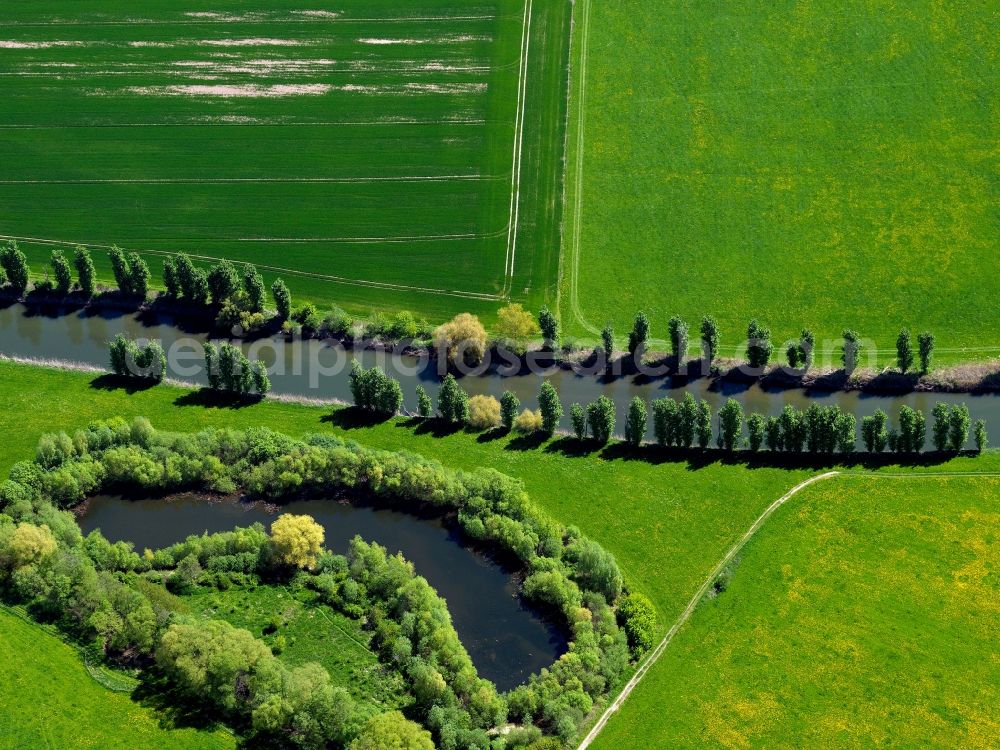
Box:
[1, 302, 996, 446]
[77, 493, 567, 691]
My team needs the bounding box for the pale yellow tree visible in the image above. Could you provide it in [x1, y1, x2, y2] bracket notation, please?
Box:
[466, 395, 502, 431]
[8, 523, 57, 568]
[494, 303, 540, 351]
[434, 313, 488, 366]
[270, 514, 324, 570]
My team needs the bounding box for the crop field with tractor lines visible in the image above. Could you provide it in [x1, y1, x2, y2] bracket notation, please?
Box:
[0, 0, 569, 323]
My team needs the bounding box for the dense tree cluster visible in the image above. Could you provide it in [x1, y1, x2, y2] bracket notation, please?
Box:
[4, 419, 648, 748]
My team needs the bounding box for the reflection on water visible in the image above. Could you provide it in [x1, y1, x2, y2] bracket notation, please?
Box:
[77, 493, 567, 691]
[1, 302, 997, 445]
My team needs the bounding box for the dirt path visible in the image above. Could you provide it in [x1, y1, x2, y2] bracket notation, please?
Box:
[576, 470, 841, 750]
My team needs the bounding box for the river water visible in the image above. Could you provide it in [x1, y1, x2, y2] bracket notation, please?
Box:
[1, 301, 996, 446]
[77, 492, 567, 691]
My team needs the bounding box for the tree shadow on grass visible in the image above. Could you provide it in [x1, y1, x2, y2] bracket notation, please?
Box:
[476, 427, 508, 444]
[173, 388, 263, 410]
[131, 671, 231, 733]
[89, 373, 161, 395]
[320, 406, 393, 430]
[505, 432, 549, 452]
[413, 418, 465, 438]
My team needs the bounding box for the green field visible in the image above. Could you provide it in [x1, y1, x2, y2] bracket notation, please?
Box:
[592, 473, 1000, 749]
[563, 0, 1000, 363]
[1, 361, 998, 748]
[0, 606, 234, 750]
[0, 0, 569, 323]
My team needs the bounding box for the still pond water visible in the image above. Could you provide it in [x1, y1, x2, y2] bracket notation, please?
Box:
[78, 492, 568, 691]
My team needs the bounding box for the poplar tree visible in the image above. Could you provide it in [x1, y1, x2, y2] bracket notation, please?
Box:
[668, 316, 689, 363]
[271, 279, 291, 320]
[538, 381, 563, 434]
[624, 397, 647, 447]
[601, 324, 615, 367]
[747, 413, 765, 452]
[570, 403, 587, 440]
[73, 246, 96, 298]
[538, 305, 559, 350]
[51, 250, 72, 296]
[718, 399, 744, 451]
[627, 312, 649, 361]
[700, 316, 719, 367]
[896, 329, 914, 374]
[746, 319, 773, 370]
[918, 332, 935, 374]
[500, 391, 520, 430]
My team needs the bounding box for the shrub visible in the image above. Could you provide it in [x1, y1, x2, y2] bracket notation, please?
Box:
[467, 395, 502, 431]
[348, 362, 402, 415]
[350, 712, 434, 750]
[617, 593, 656, 655]
[514, 409, 543, 434]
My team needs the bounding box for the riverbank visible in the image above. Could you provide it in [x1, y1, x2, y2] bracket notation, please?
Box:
[4, 292, 1000, 396]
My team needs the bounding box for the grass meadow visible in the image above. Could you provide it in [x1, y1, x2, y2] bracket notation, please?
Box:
[0, 0, 569, 324]
[0, 605, 234, 750]
[182, 584, 408, 717]
[0, 360, 998, 746]
[563, 0, 999, 364]
[590, 473, 1000, 749]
